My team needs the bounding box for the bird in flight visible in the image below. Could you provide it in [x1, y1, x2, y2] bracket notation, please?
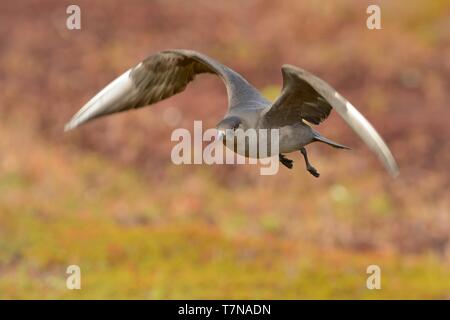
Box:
[65, 49, 398, 177]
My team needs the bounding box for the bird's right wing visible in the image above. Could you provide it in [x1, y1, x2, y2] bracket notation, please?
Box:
[264, 65, 399, 177]
[65, 49, 261, 131]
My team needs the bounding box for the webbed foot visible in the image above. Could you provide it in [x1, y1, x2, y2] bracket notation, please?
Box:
[279, 154, 294, 169]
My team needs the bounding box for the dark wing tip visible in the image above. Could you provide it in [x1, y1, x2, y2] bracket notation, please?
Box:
[281, 64, 308, 76]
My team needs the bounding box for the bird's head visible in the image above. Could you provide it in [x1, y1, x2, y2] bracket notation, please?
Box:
[216, 116, 242, 141]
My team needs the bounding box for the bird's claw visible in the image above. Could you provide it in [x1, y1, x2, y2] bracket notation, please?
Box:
[279, 154, 294, 169]
[307, 166, 320, 178]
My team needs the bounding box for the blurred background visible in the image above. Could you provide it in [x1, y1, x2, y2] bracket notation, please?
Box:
[0, 0, 449, 299]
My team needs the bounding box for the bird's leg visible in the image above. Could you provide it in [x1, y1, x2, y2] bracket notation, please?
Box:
[300, 147, 320, 177]
[279, 154, 294, 169]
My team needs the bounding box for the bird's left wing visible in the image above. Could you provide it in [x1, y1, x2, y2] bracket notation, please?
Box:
[264, 65, 333, 126]
[264, 65, 399, 176]
[65, 49, 260, 131]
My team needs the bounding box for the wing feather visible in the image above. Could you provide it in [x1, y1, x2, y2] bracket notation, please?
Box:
[65, 49, 260, 131]
[264, 65, 399, 176]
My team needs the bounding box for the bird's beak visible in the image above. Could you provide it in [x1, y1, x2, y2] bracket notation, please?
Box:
[216, 130, 226, 141]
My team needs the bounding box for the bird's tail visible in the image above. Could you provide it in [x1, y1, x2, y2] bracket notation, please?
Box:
[313, 132, 350, 150]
